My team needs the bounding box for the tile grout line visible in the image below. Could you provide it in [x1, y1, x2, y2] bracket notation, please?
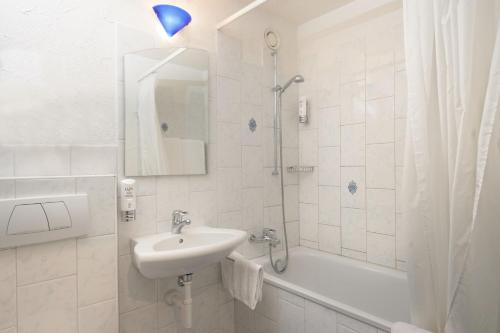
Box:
[16, 273, 77, 289]
[339, 70, 344, 255]
[0, 174, 116, 181]
[75, 235, 79, 332]
[364, 35, 368, 263]
[15, 246, 18, 332]
[393, 48, 398, 268]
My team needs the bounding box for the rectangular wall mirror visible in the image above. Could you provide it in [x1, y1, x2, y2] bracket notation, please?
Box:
[124, 47, 209, 176]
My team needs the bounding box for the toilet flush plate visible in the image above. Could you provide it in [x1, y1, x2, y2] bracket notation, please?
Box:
[0, 194, 90, 249]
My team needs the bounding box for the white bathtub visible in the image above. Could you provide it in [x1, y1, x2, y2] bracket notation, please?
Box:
[253, 247, 410, 331]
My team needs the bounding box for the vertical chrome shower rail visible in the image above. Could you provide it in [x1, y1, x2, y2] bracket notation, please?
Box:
[272, 51, 279, 175]
[271, 85, 290, 273]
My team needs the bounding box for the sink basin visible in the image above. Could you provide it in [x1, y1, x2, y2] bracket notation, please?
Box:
[132, 226, 247, 279]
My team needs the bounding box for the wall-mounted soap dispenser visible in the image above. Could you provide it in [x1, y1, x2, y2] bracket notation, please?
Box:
[120, 179, 136, 222]
[298, 96, 308, 124]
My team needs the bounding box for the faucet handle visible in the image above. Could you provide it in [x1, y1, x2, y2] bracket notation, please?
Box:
[263, 228, 277, 238]
[249, 228, 280, 247]
[170, 211, 191, 234]
[172, 210, 188, 219]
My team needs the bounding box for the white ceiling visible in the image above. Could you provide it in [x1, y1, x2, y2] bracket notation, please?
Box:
[238, 0, 355, 24]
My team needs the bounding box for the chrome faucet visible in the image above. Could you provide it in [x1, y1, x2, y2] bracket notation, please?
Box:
[249, 228, 281, 247]
[171, 210, 191, 234]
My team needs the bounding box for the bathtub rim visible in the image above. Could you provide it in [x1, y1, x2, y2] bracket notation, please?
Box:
[253, 246, 409, 331]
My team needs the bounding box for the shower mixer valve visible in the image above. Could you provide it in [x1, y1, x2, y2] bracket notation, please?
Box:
[249, 228, 281, 247]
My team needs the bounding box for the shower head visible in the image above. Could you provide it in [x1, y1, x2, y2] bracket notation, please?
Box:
[278, 75, 304, 94]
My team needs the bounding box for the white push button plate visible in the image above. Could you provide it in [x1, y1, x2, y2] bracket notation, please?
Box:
[43, 202, 72, 230]
[7, 204, 49, 235]
[0, 194, 89, 249]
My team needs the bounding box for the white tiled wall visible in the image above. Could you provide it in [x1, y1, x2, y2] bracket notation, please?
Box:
[0, 0, 116, 146]
[0, 146, 118, 333]
[2, 0, 276, 331]
[2, 1, 409, 333]
[114, 2, 300, 333]
[235, 283, 389, 333]
[297, 9, 408, 270]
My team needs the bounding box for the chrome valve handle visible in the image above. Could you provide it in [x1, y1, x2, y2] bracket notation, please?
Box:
[249, 228, 281, 247]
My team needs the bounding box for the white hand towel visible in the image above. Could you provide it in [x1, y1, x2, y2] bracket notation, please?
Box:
[221, 252, 263, 310]
[391, 322, 433, 333]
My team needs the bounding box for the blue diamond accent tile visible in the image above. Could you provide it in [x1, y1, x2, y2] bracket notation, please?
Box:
[348, 180, 357, 195]
[248, 118, 257, 132]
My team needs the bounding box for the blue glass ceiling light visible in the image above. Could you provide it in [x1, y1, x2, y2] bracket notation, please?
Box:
[153, 5, 192, 37]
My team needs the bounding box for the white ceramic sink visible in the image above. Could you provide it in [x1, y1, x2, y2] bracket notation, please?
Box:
[132, 226, 247, 279]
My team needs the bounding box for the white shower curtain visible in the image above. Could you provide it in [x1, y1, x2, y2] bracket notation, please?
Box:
[402, 1, 500, 332]
[137, 74, 167, 175]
